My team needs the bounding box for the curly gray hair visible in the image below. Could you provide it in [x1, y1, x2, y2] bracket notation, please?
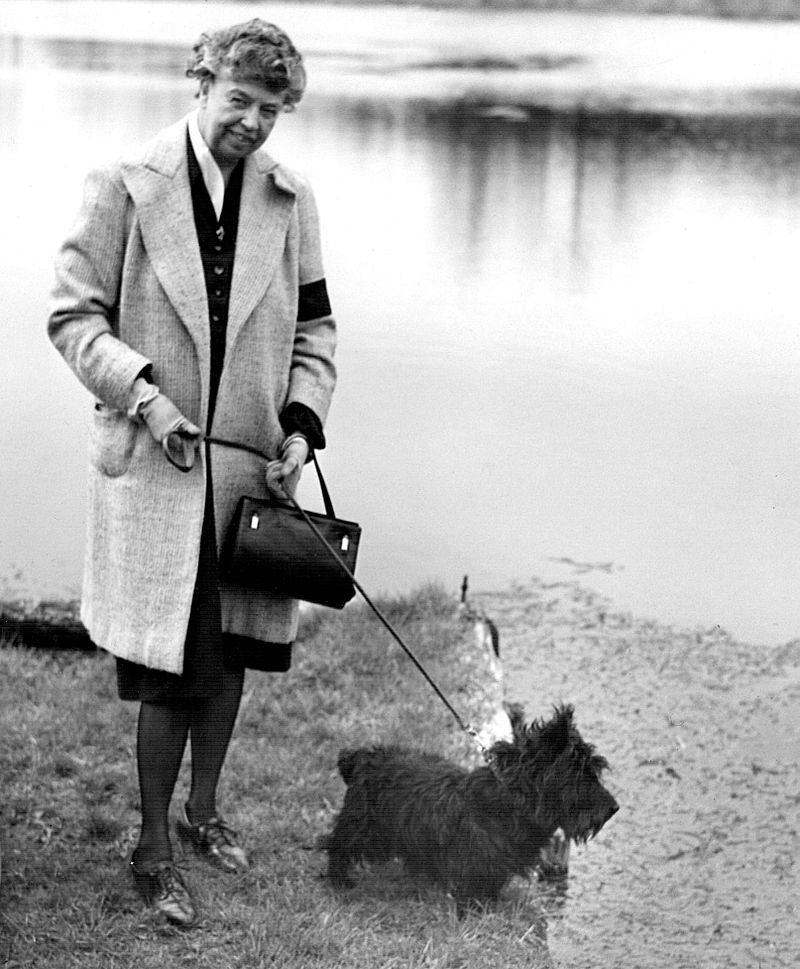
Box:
[186, 19, 306, 111]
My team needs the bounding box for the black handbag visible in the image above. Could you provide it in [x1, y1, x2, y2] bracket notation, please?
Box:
[214, 442, 361, 609]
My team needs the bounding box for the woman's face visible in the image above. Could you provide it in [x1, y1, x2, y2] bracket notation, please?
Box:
[198, 69, 285, 168]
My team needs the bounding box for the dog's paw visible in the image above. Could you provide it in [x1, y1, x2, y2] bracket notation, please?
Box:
[453, 895, 495, 920]
[327, 871, 356, 890]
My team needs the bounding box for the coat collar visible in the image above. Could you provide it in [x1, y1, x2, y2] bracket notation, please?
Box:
[229, 143, 297, 346]
[119, 115, 298, 383]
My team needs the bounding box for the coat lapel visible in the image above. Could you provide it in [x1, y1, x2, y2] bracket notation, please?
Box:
[227, 150, 297, 349]
[120, 118, 209, 364]
[118, 121, 298, 401]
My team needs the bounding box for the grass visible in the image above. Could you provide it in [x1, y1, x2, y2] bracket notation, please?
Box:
[0, 584, 552, 969]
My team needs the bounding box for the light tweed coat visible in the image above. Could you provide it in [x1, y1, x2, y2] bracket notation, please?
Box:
[48, 115, 337, 674]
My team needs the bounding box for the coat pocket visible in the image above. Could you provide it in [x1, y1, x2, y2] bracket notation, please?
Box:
[89, 403, 139, 478]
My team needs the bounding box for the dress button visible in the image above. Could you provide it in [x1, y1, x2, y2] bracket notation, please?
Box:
[214, 265, 224, 275]
[214, 245, 222, 253]
[215, 289, 223, 297]
[211, 314, 220, 322]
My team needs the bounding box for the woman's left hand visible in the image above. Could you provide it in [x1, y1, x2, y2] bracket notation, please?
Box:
[265, 434, 309, 499]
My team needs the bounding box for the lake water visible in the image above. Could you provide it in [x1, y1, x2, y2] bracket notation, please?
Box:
[2, 29, 800, 646]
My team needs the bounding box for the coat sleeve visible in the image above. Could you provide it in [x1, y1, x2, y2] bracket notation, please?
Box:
[48, 166, 152, 410]
[286, 179, 337, 427]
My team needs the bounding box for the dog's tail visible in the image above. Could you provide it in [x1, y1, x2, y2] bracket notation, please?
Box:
[336, 748, 362, 784]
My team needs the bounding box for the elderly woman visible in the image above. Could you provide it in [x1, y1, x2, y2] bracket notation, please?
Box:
[48, 20, 336, 927]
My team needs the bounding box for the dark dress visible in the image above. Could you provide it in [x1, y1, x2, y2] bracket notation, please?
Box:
[117, 134, 299, 702]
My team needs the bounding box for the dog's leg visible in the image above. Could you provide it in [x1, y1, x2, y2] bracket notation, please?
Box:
[325, 822, 357, 888]
[452, 871, 506, 917]
[326, 851, 356, 889]
[324, 812, 365, 889]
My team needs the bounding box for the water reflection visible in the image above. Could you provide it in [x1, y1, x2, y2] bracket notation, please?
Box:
[2, 58, 800, 644]
[0, 34, 185, 74]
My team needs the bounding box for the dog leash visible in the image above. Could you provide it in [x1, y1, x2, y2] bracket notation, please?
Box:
[203, 435, 495, 765]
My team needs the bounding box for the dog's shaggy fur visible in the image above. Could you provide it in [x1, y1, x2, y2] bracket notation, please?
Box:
[324, 704, 617, 909]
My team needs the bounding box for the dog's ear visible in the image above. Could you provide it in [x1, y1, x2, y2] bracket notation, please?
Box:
[536, 704, 574, 753]
[555, 704, 575, 747]
[555, 703, 574, 729]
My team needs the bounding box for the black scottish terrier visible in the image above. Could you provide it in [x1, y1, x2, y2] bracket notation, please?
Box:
[324, 704, 617, 910]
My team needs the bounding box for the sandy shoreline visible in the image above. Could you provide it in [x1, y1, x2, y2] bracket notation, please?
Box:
[472, 576, 800, 968]
[4, 1, 800, 116]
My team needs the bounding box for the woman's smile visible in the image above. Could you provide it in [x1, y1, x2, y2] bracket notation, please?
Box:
[229, 130, 256, 146]
[198, 70, 284, 171]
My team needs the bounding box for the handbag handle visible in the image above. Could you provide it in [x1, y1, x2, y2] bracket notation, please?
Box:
[205, 436, 337, 519]
[210, 437, 492, 765]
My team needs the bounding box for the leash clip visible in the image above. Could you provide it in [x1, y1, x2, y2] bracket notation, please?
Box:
[464, 723, 494, 766]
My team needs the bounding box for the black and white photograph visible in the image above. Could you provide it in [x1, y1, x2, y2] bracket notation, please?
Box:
[1, 1, 798, 966]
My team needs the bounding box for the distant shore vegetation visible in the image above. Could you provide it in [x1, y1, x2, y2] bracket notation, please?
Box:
[87, 0, 800, 21]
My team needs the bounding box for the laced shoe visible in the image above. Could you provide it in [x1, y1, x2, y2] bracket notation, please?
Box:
[129, 857, 197, 927]
[177, 804, 249, 872]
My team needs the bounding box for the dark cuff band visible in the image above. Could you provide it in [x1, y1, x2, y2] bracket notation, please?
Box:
[279, 402, 326, 451]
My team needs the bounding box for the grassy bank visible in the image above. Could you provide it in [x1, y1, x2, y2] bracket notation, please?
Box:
[0, 586, 551, 969]
[4, 578, 799, 965]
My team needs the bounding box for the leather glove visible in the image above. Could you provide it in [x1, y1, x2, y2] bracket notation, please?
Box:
[128, 378, 202, 471]
[265, 433, 308, 499]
